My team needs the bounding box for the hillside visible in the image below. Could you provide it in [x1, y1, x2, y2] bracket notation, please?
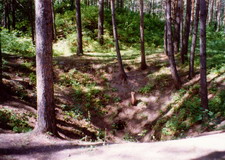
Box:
[1, 0, 225, 148]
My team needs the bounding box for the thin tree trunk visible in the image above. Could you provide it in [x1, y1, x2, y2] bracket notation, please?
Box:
[70, 0, 75, 10]
[98, 0, 104, 45]
[12, 0, 16, 30]
[0, 40, 2, 89]
[164, 24, 168, 55]
[164, 0, 168, 55]
[120, 0, 124, 8]
[180, 0, 192, 64]
[190, 0, 195, 31]
[208, 0, 214, 24]
[4, 2, 10, 30]
[7, 2, 10, 31]
[152, 0, 155, 14]
[224, 4, 225, 33]
[189, 0, 200, 79]
[116, 0, 119, 8]
[140, 0, 147, 70]
[29, 0, 35, 45]
[180, 0, 183, 50]
[199, 0, 208, 110]
[105, 0, 109, 8]
[51, 0, 57, 41]
[216, 0, 221, 31]
[174, 0, 181, 54]
[75, 0, 83, 55]
[166, 0, 181, 89]
[110, 0, 127, 81]
[34, 0, 56, 135]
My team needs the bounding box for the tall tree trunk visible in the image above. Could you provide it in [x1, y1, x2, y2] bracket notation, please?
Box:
[116, 0, 119, 8]
[173, 0, 181, 54]
[180, 0, 192, 64]
[190, 0, 195, 31]
[11, 0, 16, 30]
[51, 0, 57, 41]
[166, 0, 181, 89]
[110, 0, 127, 81]
[98, 0, 104, 45]
[70, 0, 75, 10]
[224, 4, 225, 33]
[179, 0, 183, 50]
[0, 39, 2, 90]
[140, 0, 147, 70]
[4, 2, 10, 30]
[75, 0, 83, 55]
[216, 0, 221, 31]
[120, 0, 124, 8]
[7, 2, 10, 31]
[164, 0, 168, 55]
[199, 0, 208, 110]
[189, 0, 200, 79]
[208, 0, 214, 24]
[164, 24, 168, 55]
[105, 0, 109, 8]
[28, 0, 35, 45]
[34, 0, 56, 135]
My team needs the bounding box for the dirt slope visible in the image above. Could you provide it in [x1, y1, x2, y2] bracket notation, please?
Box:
[0, 131, 225, 160]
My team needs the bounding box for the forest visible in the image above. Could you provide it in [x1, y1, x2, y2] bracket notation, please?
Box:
[0, 0, 225, 157]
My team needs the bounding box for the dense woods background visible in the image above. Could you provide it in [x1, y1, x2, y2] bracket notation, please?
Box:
[0, 0, 225, 142]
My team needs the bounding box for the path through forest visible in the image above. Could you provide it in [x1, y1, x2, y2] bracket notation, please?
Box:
[0, 131, 225, 160]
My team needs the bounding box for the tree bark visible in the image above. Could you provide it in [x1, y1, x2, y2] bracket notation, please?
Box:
[199, 0, 208, 110]
[140, 0, 147, 70]
[75, 0, 83, 55]
[4, 2, 10, 30]
[166, 0, 181, 89]
[191, 0, 195, 31]
[208, 0, 214, 24]
[0, 38, 2, 89]
[51, 0, 57, 41]
[189, 0, 200, 79]
[164, 24, 168, 55]
[11, 0, 16, 30]
[34, 0, 56, 135]
[173, 0, 181, 54]
[70, 0, 75, 10]
[120, 0, 124, 8]
[98, 0, 104, 45]
[216, 0, 221, 31]
[180, 0, 192, 64]
[28, 0, 35, 45]
[111, 0, 127, 81]
[179, 0, 183, 51]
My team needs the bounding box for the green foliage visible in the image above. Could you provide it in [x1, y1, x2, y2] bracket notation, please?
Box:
[53, 6, 164, 54]
[0, 109, 33, 133]
[209, 90, 225, 116]
[55, 11, 76, 37]
[61, 104, 84, 120]
[206, 30, 225, 71]
[139, 83, 154, 94]
[123, 133, 137, 142]
[0, 28, 34, 56]
[28, 72, 36, 85]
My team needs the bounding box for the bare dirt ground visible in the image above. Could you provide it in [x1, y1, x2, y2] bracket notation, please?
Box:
[0, 131, 225, 160]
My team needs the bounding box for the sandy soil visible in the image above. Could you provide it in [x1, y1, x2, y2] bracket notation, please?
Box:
[0, 131, 225, 160]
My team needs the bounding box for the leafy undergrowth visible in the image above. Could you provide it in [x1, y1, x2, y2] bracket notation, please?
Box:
[0, 108, 33, 133]
[1, 46, 224, 142]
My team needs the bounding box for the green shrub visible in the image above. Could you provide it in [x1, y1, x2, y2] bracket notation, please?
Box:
[0, 28, 34, 56]
[0, 109, 33, 133]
